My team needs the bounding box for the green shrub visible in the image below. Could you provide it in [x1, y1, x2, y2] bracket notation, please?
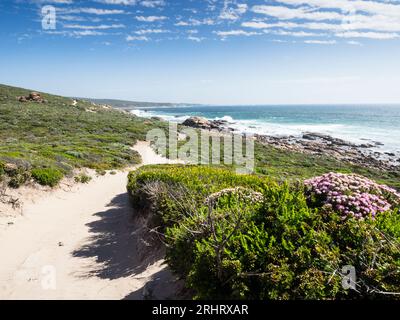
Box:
[31, 168, 63, 187]
[5, 165, 31, 188]
[127, 165, 267, 228]
[127, 165, 400, 300]
[74, 173, 92, 184]
[183, 186, 400, 299]
[96, 169, 107, 176]
[0, 161, 4, 177]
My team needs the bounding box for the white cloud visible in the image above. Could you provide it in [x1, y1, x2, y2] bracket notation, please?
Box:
[252, 5, 344, 21]
[97, 0, 136, 4]
[175, 18, 215, 26]
[304, 39, 337, 44]
[64, 24, 125, 29]
[135, 28, 169, 34]
[187, 36, 205, 42]
[277, 0, 400, 18]
[58, 15, 87, 22]
[214, 30, 261, 37]
[219, 1, 248, 21]
[34, 0, 73, 3]
[62, 8, 125, 15]
[45, 30, 106, 37]
[242, 21, 302, 29]
[347, 40, 362, 46]
[136, 15, 167, 22]
[274, 30, 326, 37]
[72, 30, 105, 36]
[335, 31, 399, 39]
[126, 35, 149, 41]
[140, 0, 165, 8]
[244, 0, 400, 42]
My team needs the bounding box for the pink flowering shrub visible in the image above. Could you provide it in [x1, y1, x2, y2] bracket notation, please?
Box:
[304, 172, 400, 219]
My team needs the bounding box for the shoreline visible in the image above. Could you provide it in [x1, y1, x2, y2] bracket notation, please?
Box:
[135, 112, 400, 172]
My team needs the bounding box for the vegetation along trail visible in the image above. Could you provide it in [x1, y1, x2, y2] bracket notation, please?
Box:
[0, 141, 182, 300]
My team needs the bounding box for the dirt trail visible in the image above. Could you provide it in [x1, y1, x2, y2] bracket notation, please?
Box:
[0, 141, 182, 300]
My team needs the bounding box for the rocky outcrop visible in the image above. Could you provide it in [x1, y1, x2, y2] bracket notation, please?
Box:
[17, 92, 47, 103]
[182, 116, 233, 131]
[302, 132, 358, 147]
[182, 117, 212, 129]
[256, 133, 399, 171]
[181, 116, 399, 171]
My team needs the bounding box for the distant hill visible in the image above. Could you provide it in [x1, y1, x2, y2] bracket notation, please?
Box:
[83, 98, 194, 110]
[0, 83, 167, 187]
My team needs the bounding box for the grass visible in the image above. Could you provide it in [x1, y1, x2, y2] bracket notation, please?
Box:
[0, 84, 167, 187]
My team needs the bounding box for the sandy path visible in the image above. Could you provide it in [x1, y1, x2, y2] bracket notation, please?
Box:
[0, 141, 182, 300]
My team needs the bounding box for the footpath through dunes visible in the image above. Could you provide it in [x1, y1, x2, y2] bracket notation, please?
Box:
[0, 141, 183, 300]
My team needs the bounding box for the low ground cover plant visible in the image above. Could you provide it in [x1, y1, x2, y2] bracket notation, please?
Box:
[31, 168, 63, 187]
[305, 172, 400, 219]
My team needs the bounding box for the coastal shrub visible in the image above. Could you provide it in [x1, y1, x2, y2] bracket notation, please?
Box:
[0, 161, 4, 177]
[74, 173, 92, 184]
[31, 168, 63, 187]
[127, 166, 400, 300]
[6, 166, 31, 189]
[127, 165, 267, 227]
[305, 172, 400, 219]
[183, 187, 400, 299]
[96, 169, 107, 176]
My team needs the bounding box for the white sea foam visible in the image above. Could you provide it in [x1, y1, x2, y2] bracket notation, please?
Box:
[215, 115, 235, 123]
[130, 109, 400, 154]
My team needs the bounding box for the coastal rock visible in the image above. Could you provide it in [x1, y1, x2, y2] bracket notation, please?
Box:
[256, 132, 398, 172]
[17, 92, 46, 103]
[360, 143, 374, 148]
[183, 116, 212, 129]
[302, 132, 357, 147]
[182, 116, 229, 131]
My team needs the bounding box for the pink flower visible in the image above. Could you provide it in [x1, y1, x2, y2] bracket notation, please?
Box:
[305, 172, 399, 219]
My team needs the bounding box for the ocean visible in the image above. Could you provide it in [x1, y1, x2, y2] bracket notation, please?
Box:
[130, 104, 400, 155]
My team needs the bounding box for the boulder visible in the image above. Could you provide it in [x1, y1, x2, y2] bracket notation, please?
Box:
[385, 152, 396, 157]
[182, 117, 213, 129]
[182, 116, 231, 131]
[17, 92, 46, 103]
[302, 132, 356, 147]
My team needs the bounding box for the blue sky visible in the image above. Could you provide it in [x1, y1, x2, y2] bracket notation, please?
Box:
[1, 0, 400, 104]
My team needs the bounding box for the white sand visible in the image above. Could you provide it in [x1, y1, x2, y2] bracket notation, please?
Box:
[0, 141, 183, 300]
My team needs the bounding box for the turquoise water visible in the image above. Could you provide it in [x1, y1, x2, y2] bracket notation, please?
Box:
[131, 105, 400, 153]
